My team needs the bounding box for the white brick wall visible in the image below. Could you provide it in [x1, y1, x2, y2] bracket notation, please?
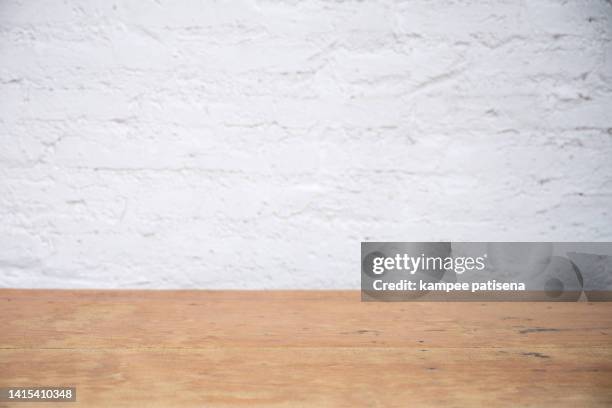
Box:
[1, 0, 611, 288]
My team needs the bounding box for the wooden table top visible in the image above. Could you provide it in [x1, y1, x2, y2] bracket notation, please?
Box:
[1, 290, 611, 407]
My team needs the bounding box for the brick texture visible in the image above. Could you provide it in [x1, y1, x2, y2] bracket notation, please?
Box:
[1, 0, 611, 288]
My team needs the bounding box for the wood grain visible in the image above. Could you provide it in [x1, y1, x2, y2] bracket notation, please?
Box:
[1, 290, 612, 407]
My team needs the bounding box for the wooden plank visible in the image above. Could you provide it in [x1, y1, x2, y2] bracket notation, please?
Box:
[1, 290, 612, 407]
[1, 348, 612, 407]
[1, 290, 612, 349]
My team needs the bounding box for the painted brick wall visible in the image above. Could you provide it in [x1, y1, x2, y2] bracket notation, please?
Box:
[1, 0, 611, 288]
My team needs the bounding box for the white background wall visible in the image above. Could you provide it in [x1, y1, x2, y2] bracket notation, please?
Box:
[1, 0, 611, 288]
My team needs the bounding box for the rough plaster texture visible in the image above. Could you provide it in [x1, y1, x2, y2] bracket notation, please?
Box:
[1, 0, 612, 288]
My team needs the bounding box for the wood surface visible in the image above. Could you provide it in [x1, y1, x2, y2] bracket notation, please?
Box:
[1, 290, 611, 407]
